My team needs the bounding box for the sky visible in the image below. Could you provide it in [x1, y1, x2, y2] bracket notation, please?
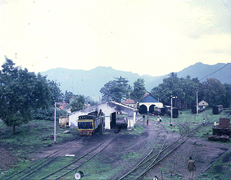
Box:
[1, 0, 231, 77]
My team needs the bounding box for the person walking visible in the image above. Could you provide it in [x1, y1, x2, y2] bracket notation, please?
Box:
[188, 156, 196, 179]
[203, 119, 205, 126]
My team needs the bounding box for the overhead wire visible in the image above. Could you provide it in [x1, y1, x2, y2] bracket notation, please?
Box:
[186, 1, 231, 39]
[220, 0, 231, 13]
[199, 63, 231, 81]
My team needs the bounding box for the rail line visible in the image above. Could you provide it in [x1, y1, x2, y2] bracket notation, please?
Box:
[39, 133, 118, 180]
[117, 123, 189, 180]
[3, 136, 85, 180]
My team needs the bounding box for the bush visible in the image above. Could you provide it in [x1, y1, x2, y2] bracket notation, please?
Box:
[32, 107, 67, 121]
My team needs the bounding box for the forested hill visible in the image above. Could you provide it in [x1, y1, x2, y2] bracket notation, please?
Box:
[40, 63, 231, 100]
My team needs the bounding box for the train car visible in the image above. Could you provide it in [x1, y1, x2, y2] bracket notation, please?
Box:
[77, 113, 101, 135]
[213, 105, 223, 114]
[192, 105, 205, 114]
[165, 106, 179, 118]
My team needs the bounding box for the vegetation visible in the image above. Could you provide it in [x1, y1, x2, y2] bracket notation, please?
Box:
[151, 73, 231, 108]
[100, 76, 146, 103]
[100, 76, 129, 103]
[130, 78, 146, 102]
[0, 57, 52, 133]
[70, 95, 85, 112]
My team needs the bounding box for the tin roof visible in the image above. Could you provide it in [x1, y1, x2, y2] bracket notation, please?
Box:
[122, 99, 135, 104]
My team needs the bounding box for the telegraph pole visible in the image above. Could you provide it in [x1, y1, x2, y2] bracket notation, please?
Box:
[171, 96, 173, 125]
[196, 91, 198, 115]
[54, 102, 56, 143]
[171, 95, 177, 126]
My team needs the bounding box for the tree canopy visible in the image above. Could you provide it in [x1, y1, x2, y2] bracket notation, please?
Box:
[130, 78, 146, 102]
[100, 76, 129, 103]
[70, 95, 85, 112]
[151, 72, 230, 109]
[0, 57, 52, 132]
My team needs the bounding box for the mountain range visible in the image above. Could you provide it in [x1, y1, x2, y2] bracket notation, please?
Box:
[40, 62, 231, 100]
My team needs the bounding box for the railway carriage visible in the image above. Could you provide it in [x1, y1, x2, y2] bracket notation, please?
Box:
[165, 106, 179, 118]
[213, 105, 223, 114]
[192, 105, 205, 114]
[77, 113, 101, 135]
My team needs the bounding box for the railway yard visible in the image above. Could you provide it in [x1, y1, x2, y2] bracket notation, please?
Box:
[0, 109, 231, 180]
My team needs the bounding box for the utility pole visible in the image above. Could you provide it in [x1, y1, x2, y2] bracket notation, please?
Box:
[54, 102, 56, 143]
[171, 96, 173, 126]
[171, 95, 177, 126]
[196, 91, 198, 115]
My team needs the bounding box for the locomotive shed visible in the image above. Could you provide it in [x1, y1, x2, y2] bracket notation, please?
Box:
[69, 101, 137, 130]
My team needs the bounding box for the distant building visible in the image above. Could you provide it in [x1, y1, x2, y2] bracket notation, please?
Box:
[198, 100, 209, 108]
[139, 92, 163, 114]
[59, 116, 69, 127]
[122, 99, 136, 108]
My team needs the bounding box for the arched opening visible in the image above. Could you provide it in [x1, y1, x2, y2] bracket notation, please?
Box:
[139, 105, 147, 114]
[149, 105, 155, 115]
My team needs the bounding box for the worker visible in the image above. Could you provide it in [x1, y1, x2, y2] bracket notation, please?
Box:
[203, 119, 205, 126]
[188, 156, 196, 179]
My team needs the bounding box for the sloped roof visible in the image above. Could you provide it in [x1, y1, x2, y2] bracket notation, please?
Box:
[140, 93, 158, 103]
[56, 102, 68, 110]
[122, 99, 135, 104]
[199, 100, 209, 106]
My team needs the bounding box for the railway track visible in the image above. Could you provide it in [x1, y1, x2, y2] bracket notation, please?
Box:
[39, 133, 118, 180]
[117, 123, 189, 180]
[3, 136, 86, 180]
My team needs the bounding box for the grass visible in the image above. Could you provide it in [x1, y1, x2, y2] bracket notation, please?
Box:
[197, 151, 231, 180]
[0, 119, 78, 179]
[64, 155, 121, 180]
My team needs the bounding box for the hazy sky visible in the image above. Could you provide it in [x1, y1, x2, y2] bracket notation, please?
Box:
[1, 0, 231, 76]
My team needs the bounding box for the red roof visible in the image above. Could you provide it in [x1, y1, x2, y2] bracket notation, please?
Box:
[56, 102, 68, 110]
[122, 99, 135, 104]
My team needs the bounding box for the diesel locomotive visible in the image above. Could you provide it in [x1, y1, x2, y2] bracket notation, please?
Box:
[77, 111, 102, 135]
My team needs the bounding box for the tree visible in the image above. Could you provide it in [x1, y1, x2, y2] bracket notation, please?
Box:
[0, 57, 52, 133]
[64, 91, 77, 103]
[130, 78, 146, 102]
[151, 73, 200, 108]
[201, 78, 226, 106]
[223, 83, 231, 108]
[47, 80, 63, 105]
[151, 72, 180, 105]
[100, 80, 116, 102]
[70, 95, 85, 112]
[100, 76, 129, 103]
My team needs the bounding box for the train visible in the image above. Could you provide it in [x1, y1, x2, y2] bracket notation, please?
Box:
[165, 105, 179, 118]
[77, 111, 102, 135]
[213, 105, 223, 114]
[191, 105, 206, 114]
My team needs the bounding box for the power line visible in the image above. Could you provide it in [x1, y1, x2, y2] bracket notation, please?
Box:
[187, 1, 231, 39]
[221, 0, 231, 13]
[199, 63, 231, 81]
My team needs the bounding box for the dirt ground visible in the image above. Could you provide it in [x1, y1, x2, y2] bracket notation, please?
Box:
[1, 120, 231, 179]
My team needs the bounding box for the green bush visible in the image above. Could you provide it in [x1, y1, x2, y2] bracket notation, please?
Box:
[32, 107, 67, 121]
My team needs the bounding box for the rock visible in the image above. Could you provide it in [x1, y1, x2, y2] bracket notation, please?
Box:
[63, 130, 70, 134]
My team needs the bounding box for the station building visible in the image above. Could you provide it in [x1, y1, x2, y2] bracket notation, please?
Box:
[139, 92, 163, 115]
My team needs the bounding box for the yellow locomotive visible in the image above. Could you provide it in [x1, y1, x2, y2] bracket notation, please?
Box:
[77, 111, 101, 135]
